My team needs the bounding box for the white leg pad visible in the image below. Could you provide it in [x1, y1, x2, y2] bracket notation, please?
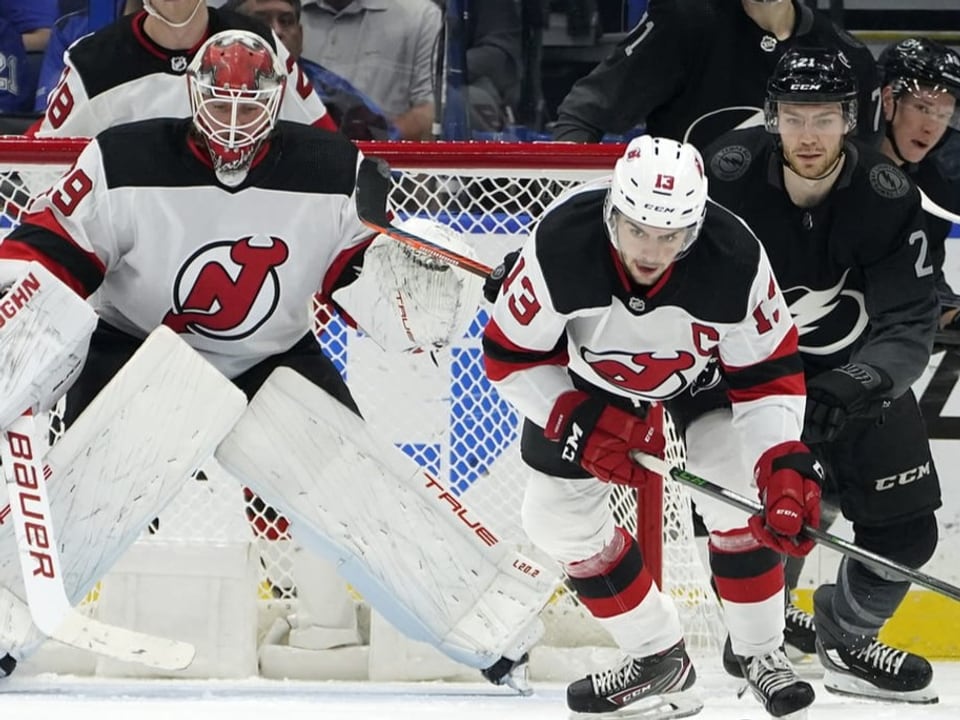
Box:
[0, 326, 247, 660]
[216, 367, 560, 670]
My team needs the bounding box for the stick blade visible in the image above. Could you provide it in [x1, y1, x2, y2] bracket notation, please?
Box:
[53, 612, 195, 671]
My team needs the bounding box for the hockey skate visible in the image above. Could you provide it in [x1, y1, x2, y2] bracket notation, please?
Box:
[566, 640, 701, 719]
[813, 584, 937, 704]
[735, 647, 815, 718]
[482, 652, 533, 696]
[783, 602, 817, 657]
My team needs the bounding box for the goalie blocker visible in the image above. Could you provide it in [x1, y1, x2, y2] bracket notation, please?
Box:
[216, 368, 559, 689]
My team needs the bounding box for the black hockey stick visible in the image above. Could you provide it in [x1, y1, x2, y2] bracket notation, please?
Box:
[632, 452, 960, 603]
[355, 156, 494, 279]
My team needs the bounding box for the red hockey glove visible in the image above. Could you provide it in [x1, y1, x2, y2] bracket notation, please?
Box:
[748, 441, 823, 557]
[545, 390, 665, 487]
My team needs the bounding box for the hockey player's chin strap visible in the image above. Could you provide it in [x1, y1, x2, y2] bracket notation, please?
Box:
[144, 0, 205, 29]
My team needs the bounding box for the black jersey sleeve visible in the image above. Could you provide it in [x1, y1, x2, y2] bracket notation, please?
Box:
[551, 0, 694, 142]
[848, 165, 938, 396]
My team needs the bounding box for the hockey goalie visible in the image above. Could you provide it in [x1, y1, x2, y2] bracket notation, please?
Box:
[0, 29, 556, 689]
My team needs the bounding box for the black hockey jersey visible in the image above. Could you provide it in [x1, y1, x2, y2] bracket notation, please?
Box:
[906, 156, 960, 305]
[33, 8, 333, 138]
[704, 127, 938, 397]
[482, 182, 805, 469]
[1, 119, 373, 379]
[553, 0, 880, 149]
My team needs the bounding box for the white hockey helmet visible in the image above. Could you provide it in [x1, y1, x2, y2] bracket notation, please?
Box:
[604, 136, 708, 257]
[187, 30, 286, 187]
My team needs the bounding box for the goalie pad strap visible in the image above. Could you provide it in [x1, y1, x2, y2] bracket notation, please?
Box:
[215, 367, 559, 669]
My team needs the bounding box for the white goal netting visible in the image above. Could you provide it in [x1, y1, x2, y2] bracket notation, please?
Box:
[0, 138, 723, 679]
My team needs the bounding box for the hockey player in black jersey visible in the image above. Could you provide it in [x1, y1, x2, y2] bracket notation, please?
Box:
[701, 48, 940, 704]
[877, 38, 960, 334]
[483, 135, 822, 718]
[552, 0, 880, 149]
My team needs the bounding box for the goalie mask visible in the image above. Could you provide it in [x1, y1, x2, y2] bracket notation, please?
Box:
[187, 30, 286, 187]
[603, 136, 708, 260]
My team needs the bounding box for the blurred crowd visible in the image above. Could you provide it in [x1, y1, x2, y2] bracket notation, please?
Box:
[0, 1, 956, 176]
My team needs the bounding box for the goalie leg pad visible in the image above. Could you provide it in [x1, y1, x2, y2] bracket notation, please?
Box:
[0, 261, 98, 429]
[215, 367, 559, 670]
[0, 327, 247, 659]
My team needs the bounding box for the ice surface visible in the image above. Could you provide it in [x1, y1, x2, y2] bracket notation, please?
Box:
[2, 662, 958, 719]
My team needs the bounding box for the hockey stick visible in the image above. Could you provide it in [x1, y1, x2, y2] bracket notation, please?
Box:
[355, 156, 494, 279]
[632, 451, 960, 603]
[1, 409, 195, 670]
[920, 188, 960, 226]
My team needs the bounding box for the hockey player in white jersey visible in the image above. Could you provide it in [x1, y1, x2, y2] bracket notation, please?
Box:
[483, 136, 821, 718]
[31, 0, 335, 137]
[0, 30, 550, 687]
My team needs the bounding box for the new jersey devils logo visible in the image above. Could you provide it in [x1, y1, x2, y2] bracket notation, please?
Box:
[582, 348, 697, 400]
[164, 235, 289, 339]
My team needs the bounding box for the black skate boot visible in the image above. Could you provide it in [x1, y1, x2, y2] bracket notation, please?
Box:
[783, 602, 817, 656]
[813, 584, 937, 703]
[738, 647, 815, 718]
[0, 653, 16, 678]
[567, 640, 701, 718]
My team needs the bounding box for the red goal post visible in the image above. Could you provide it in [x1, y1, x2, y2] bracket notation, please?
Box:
[0, 137, 723, 677]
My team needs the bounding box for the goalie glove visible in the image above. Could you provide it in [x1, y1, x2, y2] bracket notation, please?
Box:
[332, 217, 483, 352]
[544, 390, 664, 487]
[748, 441, 822, 557]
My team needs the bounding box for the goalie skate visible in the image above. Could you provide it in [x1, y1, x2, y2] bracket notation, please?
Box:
[567, 640, 701, 719]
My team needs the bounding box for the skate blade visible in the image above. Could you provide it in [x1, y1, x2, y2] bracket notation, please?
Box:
[569, 691, 703, 720]
[823, 670, 939, 705]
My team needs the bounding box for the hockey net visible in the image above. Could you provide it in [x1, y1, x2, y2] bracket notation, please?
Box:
[0, 138, 723, 679]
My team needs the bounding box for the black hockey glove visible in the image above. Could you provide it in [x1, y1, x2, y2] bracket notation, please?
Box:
[803, 363, 892, 444]
[482, 249, 520, 303]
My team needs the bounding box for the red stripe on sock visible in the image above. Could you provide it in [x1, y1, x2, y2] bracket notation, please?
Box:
[578, 565, 655, 619]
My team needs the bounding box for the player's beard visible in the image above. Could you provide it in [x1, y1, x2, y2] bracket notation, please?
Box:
[782, 142, 844, 180]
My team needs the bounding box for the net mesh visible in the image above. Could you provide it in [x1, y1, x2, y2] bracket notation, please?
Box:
[0, 140, 723, 670]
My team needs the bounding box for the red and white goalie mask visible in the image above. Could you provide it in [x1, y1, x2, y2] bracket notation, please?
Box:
[187, 30, 286, 187]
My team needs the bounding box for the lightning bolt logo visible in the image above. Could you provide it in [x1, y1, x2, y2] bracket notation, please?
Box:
[785, 269, 869, 356]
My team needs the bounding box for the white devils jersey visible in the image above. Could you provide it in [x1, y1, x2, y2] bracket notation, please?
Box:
[1, 119, 373, 379]
[483, 186, 806, 468]
[34, 8, 332, 138]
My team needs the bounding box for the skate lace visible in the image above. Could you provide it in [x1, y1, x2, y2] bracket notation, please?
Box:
[853, 640, 908, 675]
[785, 603, 814, 631]
[591, 657, 640, 696]
[748, 648, 799, 698]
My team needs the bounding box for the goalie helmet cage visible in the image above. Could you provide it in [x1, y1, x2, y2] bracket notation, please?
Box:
[0, 138, 723, 680]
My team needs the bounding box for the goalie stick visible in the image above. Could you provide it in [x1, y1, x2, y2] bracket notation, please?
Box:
[1, 409, 195, 671]
[632, 451, 960, 603]
[355, 156, 494, 279]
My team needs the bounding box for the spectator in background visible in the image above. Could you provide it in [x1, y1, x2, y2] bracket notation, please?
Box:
[0, 0, 58, 52]
[460, 0, 523, 134]
[0, 15, 29, 113]
[300, 0, 440, 140]
[34, 1, 143, 112]
[224, 0, 398, 139]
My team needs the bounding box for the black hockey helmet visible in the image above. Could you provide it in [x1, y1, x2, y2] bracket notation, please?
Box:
[879, 37, 960, 130]
[764, 48, 859, 133]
